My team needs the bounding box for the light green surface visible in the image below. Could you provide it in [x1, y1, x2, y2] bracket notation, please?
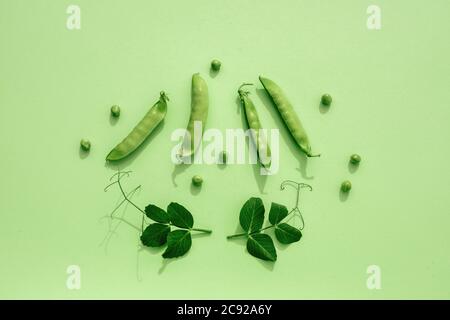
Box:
[1, 0, 449, 299]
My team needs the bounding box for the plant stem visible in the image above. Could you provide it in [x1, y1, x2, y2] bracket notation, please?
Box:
[226, 225, 275, 239]
[109, 185, 141, 218]
[226, 232, 247, 239]
[112, 173, 212, 234]
[258, 225, 275, 232]
[116, 175, 146, 216]
[190, 228, 212, 234]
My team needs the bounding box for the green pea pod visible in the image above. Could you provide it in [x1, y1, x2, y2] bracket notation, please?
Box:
[238, 83, 271, 168]
[178, 73, 209, 158]
[259, 76, 319, 157]
[106, 91, 168, 161]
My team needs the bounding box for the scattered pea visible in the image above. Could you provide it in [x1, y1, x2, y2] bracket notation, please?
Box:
[211, 59, 221, 71]
[219, 150, 228, 164]
[350, 154, 361, 164]
[80, 139, 91, 152]
[341, 180, 352, 193]
[192, 175, 203, 187]
[321, 94, 332, 106]
[111, 105, 121, 117]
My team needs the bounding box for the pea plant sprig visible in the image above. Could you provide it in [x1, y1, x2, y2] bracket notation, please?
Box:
[105, 170, 212, 259]
[279, 180, 313, 230]
[226, 180, 312, 262]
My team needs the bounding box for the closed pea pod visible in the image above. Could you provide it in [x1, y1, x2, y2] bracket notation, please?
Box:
[106, 91, 168, 161]
[259, 76, 319, 157]
[178, 73, 209, 159]
[238, 83, 271, 167]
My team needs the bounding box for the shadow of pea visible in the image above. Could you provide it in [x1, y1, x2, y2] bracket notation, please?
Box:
[109, 113, 119, 126]
[190, 183, 201, 196]
[319, 101, 331, 114]
[348, 161, 359, 173]
[339, 189, 350, 202]
[79, 147, 89, 159]
[209, 68, 219, 79]
[217, 161, 227, 170]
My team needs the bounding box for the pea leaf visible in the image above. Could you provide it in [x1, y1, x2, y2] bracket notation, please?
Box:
[239, 197, 264, 233]
[144, 204, 170, 223]
[140, 223, 170, 247]
[167, 202, 194, 229]
[268, 202, 288, 225]
[247, 233, 277, 261]
[275, 223, 302, 244]
[162, 230, 192, 258]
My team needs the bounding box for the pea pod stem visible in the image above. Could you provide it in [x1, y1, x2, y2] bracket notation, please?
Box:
[238, 83, 254, 95]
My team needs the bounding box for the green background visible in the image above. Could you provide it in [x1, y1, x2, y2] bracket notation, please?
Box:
[0, 0, 449, 299]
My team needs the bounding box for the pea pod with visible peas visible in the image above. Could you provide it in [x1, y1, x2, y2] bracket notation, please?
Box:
[178, 73, 209, 159]
[238, 83, 271, 168]
[259, 76, 320, 157]
[106, 91, 169, 161]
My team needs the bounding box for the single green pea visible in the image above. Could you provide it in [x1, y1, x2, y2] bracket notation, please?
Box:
[211, 59, 221, 71]
[192, 175, 203, 187]
[341, 180, 352, 193]
[350, 154, 361, 164]
[321, 94, 332, 106]
[80, 139, 91, 152]
[111, 105, 121, 117]
[219, 150, 228, 164]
